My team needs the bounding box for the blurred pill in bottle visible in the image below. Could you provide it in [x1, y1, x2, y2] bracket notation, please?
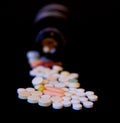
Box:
[33, 3, 70, 60]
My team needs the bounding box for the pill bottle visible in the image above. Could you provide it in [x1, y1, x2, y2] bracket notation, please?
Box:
[32, 3, 70, 60]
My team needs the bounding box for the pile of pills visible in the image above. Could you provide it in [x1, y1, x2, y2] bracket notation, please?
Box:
[17, 64, 98, 110]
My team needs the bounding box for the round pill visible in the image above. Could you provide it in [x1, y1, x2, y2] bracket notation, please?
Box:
[27, 95, 40, 104]
[38, 98, 52, 107]
[26, 87, 35, 93]
[60, 71, 70, 76]
[62, 100, 71, 107]
[52, 102, 63, 109]
[85, 91, 95, 96]
[17, 88, 26, 94]
[87, 95, 98, 102]
[72, 103, 82, 110]
[34, 84, 40, 89]
[29, 70, 43, 77]
[79, 97, 88, 102]
[76, 88, 85, 93]
[69, 73, 79, 79]
[68, 82, 80, 88]
[18, 91, 31, 99]
[32, 77, 43, 86]
[52, 65, 63, 72]
[43, 46, 50, 53]
[29, 70, 37, 76]
[26, 51, 40, 59]
[83, 101, 93, 108]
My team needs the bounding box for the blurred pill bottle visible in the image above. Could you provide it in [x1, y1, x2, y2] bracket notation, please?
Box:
[32, 3, 71, 60]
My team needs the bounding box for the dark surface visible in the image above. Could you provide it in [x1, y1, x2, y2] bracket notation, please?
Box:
[4, 0, 115, 121]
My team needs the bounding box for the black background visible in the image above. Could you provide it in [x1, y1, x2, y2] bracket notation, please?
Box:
[3, 0, 116, 121]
